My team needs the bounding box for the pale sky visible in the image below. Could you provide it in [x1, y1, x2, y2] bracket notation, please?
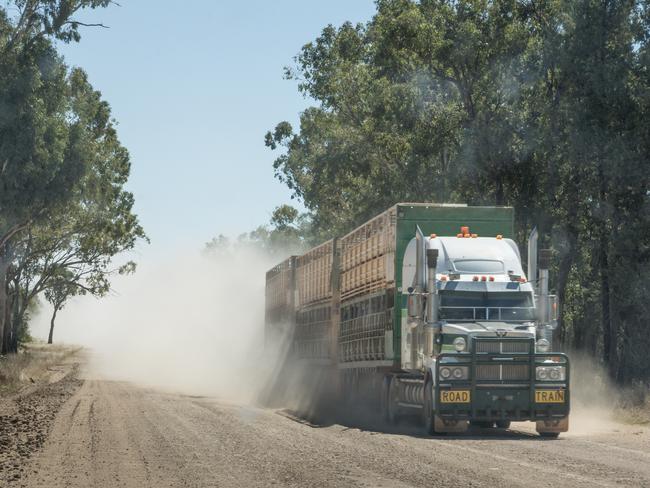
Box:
[58, 1, 376, 252]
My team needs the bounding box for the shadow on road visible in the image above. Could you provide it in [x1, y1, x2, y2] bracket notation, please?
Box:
[278, 408, 550, 441]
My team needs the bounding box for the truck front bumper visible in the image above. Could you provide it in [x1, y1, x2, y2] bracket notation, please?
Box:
[435, 384, 569, 422]
[434, 345, 570, 424]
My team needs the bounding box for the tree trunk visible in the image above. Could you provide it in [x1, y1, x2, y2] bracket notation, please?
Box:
[494, 177, 504, 206]
[6, 276, 21, 354]
[600, 232, 616, 378]
[0, 258, 6, 355]
[3, 292, 14, 354]
[48, 307, 58, 344]
[556, 230, 577, 350]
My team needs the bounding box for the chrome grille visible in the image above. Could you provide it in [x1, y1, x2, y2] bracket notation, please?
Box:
[502, 341, 530, 353]
[476, 364, 529, 381]
[476, 365, 500, 380]
[502, 364, 530, 380]
[475, 341, 530, 354]
[476, 342, 500, 353]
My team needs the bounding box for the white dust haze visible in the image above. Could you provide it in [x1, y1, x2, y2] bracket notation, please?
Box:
[565, 352, 626, 436]
[29, 247, 639, 432]
[30, 247, 280, 404]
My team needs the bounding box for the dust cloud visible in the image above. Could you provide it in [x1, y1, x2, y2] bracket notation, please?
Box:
[30, 247, 284, 405]
[565, 351, 627, 435]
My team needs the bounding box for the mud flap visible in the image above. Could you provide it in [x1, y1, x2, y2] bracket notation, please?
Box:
[434, 415, 468, 434]
[536, 416, 569, 434]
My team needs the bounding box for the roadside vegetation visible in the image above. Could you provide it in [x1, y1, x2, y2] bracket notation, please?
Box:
[254, 0, 650, 390]
[0, 1, 146, 355]
[0, 343, 81, 395]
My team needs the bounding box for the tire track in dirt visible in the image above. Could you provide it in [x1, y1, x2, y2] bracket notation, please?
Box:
[18, 377, 650, 488]
[0, 363, 82, 486]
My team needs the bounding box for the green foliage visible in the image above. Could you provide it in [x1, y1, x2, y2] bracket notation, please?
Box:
[205, 205, 309, 259]
[267, 0, 650, 384]
[0, 0, 146, 350]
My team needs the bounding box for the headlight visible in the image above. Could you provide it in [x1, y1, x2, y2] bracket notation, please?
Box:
[439, 366, 468, 381]
[536, 365, 565, 381]
[536, 339, 550, 353]
[453, 337, 467, 352]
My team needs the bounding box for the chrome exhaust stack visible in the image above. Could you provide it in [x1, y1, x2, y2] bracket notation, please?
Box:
[537, 248, 554, 344]
[528, 227, 538, 291]
[425, 243, 439, 358]
[538, 249, 551, 324]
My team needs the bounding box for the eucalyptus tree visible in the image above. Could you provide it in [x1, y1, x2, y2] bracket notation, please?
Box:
[0, 1, 145, 351]
[267, 0, 650, 383]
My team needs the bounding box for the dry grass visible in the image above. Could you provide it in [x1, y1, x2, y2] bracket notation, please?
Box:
[0, 342, 81, 396]
[614, 385, 650, 425]
[616, 405, 650, 425]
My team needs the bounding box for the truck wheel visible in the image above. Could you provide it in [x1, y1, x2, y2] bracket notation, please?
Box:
[422, 380, 435, 435]
[470, 421, 494, 428]
[386, 376, 400, 424]
[536, 417, 568, 438]
[495, 420, 511, 429]
[540, 432, 560, 439]
[380, 376, 390, 422]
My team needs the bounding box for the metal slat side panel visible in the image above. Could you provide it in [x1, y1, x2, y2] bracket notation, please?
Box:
[294, 304, 331, 360]
[339, 208, 396, 301]
[293, 241, 335, 362]
[264, 257, 296, 346]
[295, 240, 334, 308]
[338, 289, 394, 363]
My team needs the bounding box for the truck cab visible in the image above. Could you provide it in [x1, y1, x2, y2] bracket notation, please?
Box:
[400, 226, 569, 437]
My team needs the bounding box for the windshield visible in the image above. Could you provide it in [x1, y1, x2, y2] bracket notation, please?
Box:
[452, 259, 504, 273]
[439, 291, 535, 321]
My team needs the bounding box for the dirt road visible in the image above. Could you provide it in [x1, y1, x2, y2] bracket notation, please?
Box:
[16, 373, 650, 488]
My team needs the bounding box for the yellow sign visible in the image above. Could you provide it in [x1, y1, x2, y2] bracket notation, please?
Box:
[535, 390, 565, 403]
[440, 390, 471, 403]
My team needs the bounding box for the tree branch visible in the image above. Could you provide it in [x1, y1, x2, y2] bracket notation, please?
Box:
[64, 21, 109, 29]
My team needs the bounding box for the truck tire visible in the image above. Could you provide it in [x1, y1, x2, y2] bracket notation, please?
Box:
[539, 432, 560, 438]
[386, 376, 400, 424]
[536, 417, 568, 438]
[422, 379, 435, 435]
[495, 420, 511, 429]
[470, 421, 494, 428]
[380, 376, 390, 422]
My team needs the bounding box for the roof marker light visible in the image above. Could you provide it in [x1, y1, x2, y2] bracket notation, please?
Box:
[481, 276, 487, 281]
[471, 234, 478, 238]
[496, 235, 503, 240]
[440, 275, 448, 281]
[430, 233, 437, 239]
[473, 276, 479, 281]
[461, 226, 470, 235]
[489, 276, 495, 282]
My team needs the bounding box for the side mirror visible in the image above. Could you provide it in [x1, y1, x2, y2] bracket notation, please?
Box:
[407, 292, 422, 320]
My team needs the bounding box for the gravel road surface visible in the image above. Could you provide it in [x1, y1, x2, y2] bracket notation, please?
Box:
[17, 373, 650, 488]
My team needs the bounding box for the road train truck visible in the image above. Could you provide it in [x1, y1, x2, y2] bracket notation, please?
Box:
[265, 204, 570, 437]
